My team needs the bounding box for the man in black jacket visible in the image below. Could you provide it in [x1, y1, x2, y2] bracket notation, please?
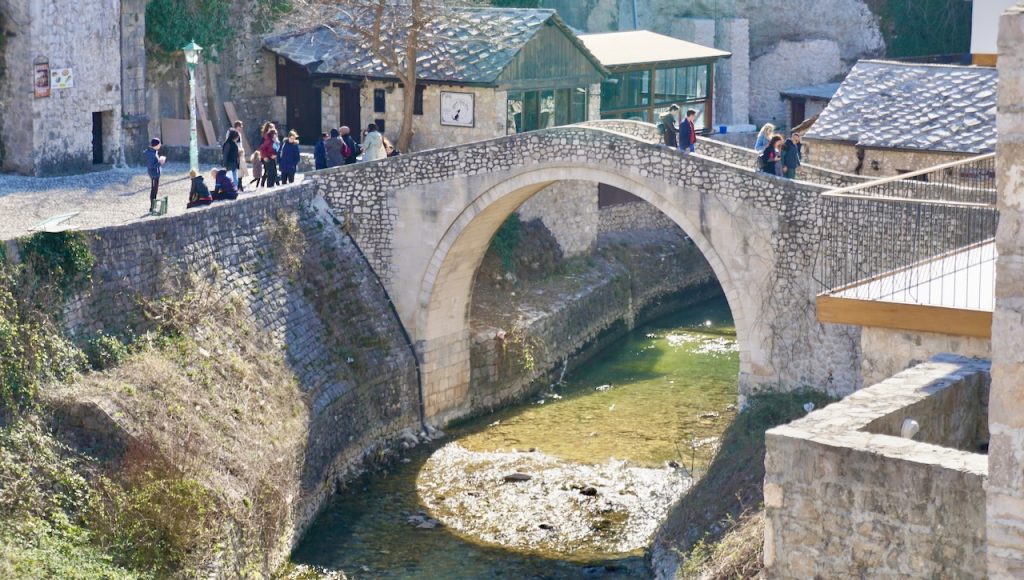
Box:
[659, 104, 680, 148]
[782, 132, 802, 179]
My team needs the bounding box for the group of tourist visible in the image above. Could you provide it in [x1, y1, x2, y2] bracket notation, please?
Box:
[754, 123, 802, 179]
[313, 123, 395, 170]
[657, 104, 699, 153]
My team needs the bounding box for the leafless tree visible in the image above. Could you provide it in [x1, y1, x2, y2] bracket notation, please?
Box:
[286, 0, 474, 152]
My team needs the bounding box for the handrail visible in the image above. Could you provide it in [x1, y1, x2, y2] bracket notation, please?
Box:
[820, 191, 996, 209]
[823, 152, 996, 198]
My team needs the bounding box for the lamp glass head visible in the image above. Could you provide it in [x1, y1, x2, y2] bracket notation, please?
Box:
[182, 40, 203, 65]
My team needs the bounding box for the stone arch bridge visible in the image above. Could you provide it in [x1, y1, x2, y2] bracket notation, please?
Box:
[313, 125, 859, 425]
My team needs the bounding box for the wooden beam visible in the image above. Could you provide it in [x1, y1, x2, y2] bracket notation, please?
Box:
[973, 53, 998, 67]
[816, 295, 992, 339]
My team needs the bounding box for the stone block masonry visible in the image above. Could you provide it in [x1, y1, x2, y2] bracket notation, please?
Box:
[765, 355, 990, 579]
[61, 182, 420, 564]
[988, 7, 1024, 576]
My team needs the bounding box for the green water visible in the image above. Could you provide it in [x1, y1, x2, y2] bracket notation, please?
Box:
[292, 296, 738, 578]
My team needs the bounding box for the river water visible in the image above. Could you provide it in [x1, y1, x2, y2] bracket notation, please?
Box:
[292, 296, 738, 578]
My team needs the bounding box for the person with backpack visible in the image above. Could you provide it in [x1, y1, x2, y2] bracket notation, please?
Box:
[679, 108, 698, 153]
[341, 126, 359, 164]
[760, 135, 784, 176]
[781, 132, 803, 179]
[658, 104, 680, 148]
[278, 130, 301, 184]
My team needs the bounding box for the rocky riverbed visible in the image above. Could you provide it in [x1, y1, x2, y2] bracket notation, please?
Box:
[418, 443, 691, 558]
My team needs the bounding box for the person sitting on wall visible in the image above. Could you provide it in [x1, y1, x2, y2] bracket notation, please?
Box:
[211, 168, 239, 201]
[186, 169, 213, 208]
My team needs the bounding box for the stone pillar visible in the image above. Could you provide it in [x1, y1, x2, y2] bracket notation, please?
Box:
[714, 18, 750, 127]
[121, 0, 149, 165]
[989, 6, 1024, 577]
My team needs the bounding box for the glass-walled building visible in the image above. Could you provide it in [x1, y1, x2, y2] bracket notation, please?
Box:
[580, 31, 731, 131]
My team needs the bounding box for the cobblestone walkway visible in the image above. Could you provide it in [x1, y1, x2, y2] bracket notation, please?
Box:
[0, 163, 304, 240]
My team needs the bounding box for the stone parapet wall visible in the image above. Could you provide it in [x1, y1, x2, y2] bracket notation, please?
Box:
[579, 119, 868, 188]
[765, 355, 990, 579]
[62, 183, 420, 565]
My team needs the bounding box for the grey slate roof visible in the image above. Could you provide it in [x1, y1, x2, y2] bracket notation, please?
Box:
[806, 60, 997, 154]
[264, 8, 601, 85]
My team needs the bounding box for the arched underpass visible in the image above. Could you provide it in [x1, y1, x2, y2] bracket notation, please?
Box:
[314, 125, 862, 425]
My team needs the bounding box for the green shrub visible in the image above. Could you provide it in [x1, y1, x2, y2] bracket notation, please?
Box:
[491, 214, 522, 273]
[85, 333, 132, 371]
[18, 231, 94, 299]
[89, 470, 217, 576]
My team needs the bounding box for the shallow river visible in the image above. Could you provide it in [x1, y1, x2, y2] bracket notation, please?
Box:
[292, 296, 738, 578]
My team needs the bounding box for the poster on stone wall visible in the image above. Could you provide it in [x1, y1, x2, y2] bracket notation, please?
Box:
[51, 67, 74, 90]
[33, 62, 50, 98]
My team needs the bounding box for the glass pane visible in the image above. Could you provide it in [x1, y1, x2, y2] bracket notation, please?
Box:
[539, 89, 556, 129]
[653, 65, 708, 105]
[507, 92, 523, 134]
[570, 86, 588, 124]
[555, 89, 571, 126]
[523, 91, 539, 132]
[601, 70, 650, 111]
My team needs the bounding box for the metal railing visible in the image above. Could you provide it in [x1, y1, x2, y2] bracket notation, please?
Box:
[823, 153, 996, 205]
[818, 154, 998, 310]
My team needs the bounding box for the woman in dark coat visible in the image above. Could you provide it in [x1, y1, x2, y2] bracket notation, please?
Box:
[760, 135, 784, 176]
[222, 129, 241, 189]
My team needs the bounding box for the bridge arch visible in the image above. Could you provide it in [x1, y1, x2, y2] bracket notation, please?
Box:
[414, 163, 762, 423]
[316, 126, 862, 426]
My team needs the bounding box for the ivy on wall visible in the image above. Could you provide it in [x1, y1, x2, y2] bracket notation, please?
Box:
[145, 0, 293, 60]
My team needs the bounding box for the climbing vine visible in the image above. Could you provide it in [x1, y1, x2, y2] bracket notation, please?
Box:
[145, 0, 293, 60]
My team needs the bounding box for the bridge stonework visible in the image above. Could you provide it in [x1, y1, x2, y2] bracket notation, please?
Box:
[315, 126, 862, 425]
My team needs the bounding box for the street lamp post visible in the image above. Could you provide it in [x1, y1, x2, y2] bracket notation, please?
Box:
[182, 40, 203, 174]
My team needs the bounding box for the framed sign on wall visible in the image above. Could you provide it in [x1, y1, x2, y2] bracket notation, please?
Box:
[440, 91, 475, 127]
[34, 62, 50, 98]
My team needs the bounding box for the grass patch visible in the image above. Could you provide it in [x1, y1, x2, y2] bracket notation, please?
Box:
[653, 390, 836, 579]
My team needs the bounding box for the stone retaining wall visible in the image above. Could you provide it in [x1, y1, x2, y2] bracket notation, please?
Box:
[469, 236, 718, 413]
[60, 183, 420, 568]
[764, 355, 990, 579]
[598, 200, 678, 233]
[860, 326, 991, 386]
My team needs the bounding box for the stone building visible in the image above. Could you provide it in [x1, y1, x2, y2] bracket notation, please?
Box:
[804, 60, 997, 177]
[262, 8, 607, 150]
[778, 82, 839, 129]
[0, 0, 147, 175]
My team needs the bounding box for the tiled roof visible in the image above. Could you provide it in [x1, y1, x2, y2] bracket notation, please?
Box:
[264, 8, 599, 85]
[806, 60, 997, 154]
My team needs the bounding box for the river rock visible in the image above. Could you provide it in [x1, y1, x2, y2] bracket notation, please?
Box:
[503, 472, 532, 482]
[580, 486, 598, 497]
[699, 411, 720, 419]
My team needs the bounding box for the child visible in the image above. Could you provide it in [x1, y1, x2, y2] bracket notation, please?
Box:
[211, 168, 239, 201]
[248, 149, 263, 188]
[186, 169, 213, 208]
